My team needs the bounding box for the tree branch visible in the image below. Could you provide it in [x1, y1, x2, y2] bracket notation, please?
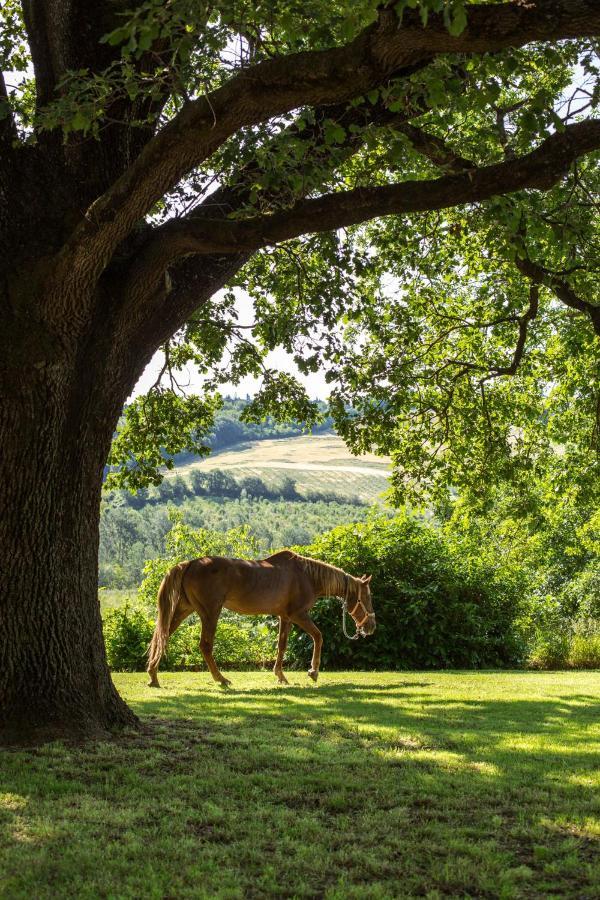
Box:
[395, 123, 475, 173]
[515, 254, 600, 335]
[117, 86, 436, 337]
[482, 283, 539, 381]
[131, 119, 600, 281]
[55, 0, 600, 290]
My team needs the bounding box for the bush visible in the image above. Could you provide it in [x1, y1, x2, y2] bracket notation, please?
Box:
[568, 630, 600, 669]
[104, 602, 155, 671]
[559, 563, 600, 620]
[104, 601, 277, 672]
[285, 512, 526, 670]
[527, 629, 571, 669]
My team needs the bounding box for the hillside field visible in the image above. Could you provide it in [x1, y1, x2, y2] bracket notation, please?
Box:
[170, 433, 391, 503]
[1, 671, 599, 898]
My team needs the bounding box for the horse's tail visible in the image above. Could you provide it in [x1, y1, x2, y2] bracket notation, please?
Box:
[147, 562, 188, 675]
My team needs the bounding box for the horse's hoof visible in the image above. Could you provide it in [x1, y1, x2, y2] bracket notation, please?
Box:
[147, 681, 160, 688]
[307, 669, 319, 682]
[219, 679, 232, 687]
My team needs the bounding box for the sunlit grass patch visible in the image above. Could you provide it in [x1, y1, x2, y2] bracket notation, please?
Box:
[0, 671, 599, 898]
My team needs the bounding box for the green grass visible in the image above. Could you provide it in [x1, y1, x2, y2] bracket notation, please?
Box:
[1, 672, 599, 898]
[98, 588, 132, 612]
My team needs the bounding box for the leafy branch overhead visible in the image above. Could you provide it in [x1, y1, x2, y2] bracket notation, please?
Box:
[3, 0, 600, 499]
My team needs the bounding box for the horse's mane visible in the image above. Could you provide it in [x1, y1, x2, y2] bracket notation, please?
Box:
[293, 553, 349, 597]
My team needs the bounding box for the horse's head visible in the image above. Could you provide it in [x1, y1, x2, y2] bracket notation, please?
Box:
[349, 574, 376, 636]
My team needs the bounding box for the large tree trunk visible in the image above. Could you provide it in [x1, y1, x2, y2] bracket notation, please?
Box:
[0, 308, 138, 743]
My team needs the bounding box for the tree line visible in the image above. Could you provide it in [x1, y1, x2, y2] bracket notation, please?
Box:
[100, 492, 370, 590]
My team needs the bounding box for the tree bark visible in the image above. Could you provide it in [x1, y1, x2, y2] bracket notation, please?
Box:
[0, 282, 138, 743]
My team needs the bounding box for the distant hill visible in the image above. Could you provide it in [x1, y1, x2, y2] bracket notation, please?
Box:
[173, 396, 334, 465]
[100, 431, 390, 594]
[170, 433, 390, 504]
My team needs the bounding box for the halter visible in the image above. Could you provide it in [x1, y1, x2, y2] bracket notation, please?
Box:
[340, 575, 376, 640]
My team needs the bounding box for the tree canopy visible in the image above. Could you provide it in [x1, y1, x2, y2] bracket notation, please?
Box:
[3, 1, 599, 502]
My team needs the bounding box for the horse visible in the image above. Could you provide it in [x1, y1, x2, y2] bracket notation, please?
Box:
[147, 549, 375, 687]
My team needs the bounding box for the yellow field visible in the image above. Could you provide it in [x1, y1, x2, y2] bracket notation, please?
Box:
[171, 433, 391, 501]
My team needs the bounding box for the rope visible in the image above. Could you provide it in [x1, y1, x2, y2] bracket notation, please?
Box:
[342, 600, 361, 640]
[340, 574, 361, 640]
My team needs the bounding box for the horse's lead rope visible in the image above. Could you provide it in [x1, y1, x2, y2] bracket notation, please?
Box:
[342, 599, 361, 640]
[341, 576, 361, 640]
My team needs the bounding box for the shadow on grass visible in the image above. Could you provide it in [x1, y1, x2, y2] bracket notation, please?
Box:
[0, 675, 599, 898]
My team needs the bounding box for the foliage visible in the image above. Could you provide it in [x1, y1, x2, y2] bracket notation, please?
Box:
[436, 480, 600, 669]
[528, 618, 600, 670]
[103, 599, 276, 672]
[5, 0, 594, 502]
[100, 489, 369, 589]
[105, 390, 221, 490]
[286, 512, 526, 670]
[103, 602, 155, 672]
[568, 628, 600, 669]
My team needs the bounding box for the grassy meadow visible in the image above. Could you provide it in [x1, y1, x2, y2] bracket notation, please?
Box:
[171, 433, 391, 503]
[1, 671, 599, 899]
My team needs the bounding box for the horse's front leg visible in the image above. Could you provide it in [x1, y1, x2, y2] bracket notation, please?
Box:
[273, 617, 291, 684]
[291, 613, 323, 682]
[198, 608, 231, 686]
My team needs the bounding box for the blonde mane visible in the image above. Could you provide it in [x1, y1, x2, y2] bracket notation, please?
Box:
[294, 553, 353, 598]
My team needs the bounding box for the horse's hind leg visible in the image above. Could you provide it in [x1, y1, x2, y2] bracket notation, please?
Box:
[273, 618, 291, 684]
[147, 601, 190, 687]
[291, 613, 323, 682]
[198, 609, 231, 686]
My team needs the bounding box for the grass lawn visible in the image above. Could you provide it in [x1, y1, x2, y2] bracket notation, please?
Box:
[1, 672, 599, 899]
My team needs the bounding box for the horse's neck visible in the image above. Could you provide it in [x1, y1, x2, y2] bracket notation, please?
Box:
[312, 563, 347, 598]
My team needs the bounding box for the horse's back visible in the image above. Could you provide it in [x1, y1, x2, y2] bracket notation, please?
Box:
[184, 552, 309, 615]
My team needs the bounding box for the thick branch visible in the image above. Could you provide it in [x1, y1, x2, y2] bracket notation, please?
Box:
[134, 120, 600, 275]
[397, 130, 600, 339]
[515, 255, 600, 335]
[118, 89, 432, 337]
[57, 0, 600, 288]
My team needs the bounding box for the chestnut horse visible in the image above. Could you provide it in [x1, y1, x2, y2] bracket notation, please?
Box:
[147, 550, 375, 687]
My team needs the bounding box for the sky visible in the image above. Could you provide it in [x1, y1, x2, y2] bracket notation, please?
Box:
[131, 287, 331, 401]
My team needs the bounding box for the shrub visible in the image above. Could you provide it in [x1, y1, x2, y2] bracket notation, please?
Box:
[286, 512, 526, 670]
[104, 602, 155, 671]
[527, 629, 571, 669]
[559, 563, 600, 620]
[104, 601, 276, 672]
[568, 631, 600, 669]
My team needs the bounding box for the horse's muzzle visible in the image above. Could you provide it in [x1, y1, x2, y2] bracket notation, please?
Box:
[362, 619, 376, 636]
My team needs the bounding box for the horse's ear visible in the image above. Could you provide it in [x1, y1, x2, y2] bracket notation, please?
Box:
[362, 575, 372, 583]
